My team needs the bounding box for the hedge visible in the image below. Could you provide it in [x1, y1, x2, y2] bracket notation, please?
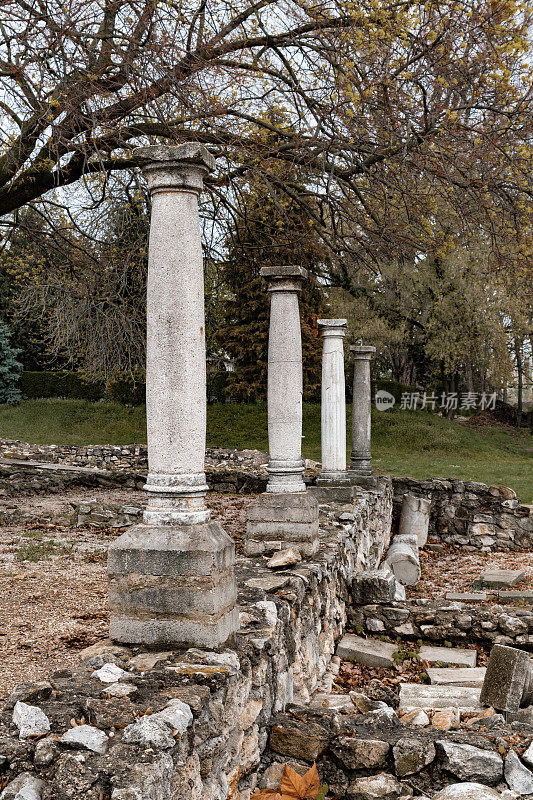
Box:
[207, 370, 229, 403]
[106, 377, 146, 405]
[21, 371, 106, 401]
[21, 370, 230, 405]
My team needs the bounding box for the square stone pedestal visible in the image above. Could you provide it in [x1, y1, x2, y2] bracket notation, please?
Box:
[309, 473, 379, 503]
[346, 472, 380, 490]
[245, 492, 319, 557]
[310, 475, 355, 505]
[107, 522, 239, 648]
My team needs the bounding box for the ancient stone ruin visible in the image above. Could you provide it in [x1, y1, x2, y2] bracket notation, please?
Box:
[0, 143, 532, 800]
[107, 143, 238, 650]
[245, 265, 319, 559]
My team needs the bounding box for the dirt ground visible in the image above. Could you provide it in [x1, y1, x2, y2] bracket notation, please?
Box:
[0, 488, 253, 701]
[0, 486, 531, 703]
[409, 545, 533, 599]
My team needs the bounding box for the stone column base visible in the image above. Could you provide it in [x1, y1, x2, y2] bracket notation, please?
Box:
[310, 472, 380, 501]
[107, 522, 238, 649]
[310, 472, 355, 503]
[245, 492, 319, 557]
[309, 484, 355, 504]
[346, 471, 380, 490]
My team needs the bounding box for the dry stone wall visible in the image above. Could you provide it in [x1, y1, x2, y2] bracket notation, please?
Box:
[0, 441, 271, 473]
[393, 477, 533, 551]
[350, 598, 533, 650]
[0, 483, 392, 800]
[262, 703, 533, 799]
[1, 439, 531, 550]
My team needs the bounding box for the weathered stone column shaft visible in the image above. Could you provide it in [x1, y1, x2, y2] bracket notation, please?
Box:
[318, 319, 347, 476]
[262, 266, 307, 493]
[108, 143, 238, 648]
[350, 345, 376, 476]
[138, 144, 215, 525]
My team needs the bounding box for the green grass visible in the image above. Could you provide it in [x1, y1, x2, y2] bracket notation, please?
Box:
[0, 398, 531, 501]
[15, 538, 73, 562]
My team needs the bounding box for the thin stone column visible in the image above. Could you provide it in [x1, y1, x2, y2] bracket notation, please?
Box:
[317, 319, 347, 479]
[349, 345, 376, 482]
[245, 266, 318, 557]
[264, 265, 306, 493]
[108, 144, 238, 648]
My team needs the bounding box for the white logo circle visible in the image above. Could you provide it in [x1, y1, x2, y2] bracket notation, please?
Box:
[375, 390, 396, 411]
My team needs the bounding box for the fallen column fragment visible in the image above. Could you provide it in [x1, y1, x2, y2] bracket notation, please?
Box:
[384, 533, 421, 585]
[480, 643, 533, 712]
[399, 493, 431, 546]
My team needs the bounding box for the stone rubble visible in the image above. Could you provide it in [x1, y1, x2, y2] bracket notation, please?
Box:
[336, 634, 398, 668]
[399, 685, 483, 713]
[432, 785, 501, 799]
[480, 643, 533, 712]
[385, 533, 421, 586]
[0, 772, 46, 800]
[91, 663, 133, 684]
[503, 749, 533, 794]
[59, 724, 109, 754]
[427, 668, 486, 688]
[352, 566, 403, 605]
[419, 646, 477, 667]
[266, 547, 302, 569]
[12, 703, 50, 740]
[393, 737, 436, 776]
[436, 741, 503, 784]
[474, 570, 526, 589]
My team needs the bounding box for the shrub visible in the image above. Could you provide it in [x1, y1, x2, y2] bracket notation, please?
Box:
[373, 379, 415, 404]
[207, 370, 229, 403]
[21, 371, 105, 401]
[0, 323, 23, 404]
[106, 377, 146, 405]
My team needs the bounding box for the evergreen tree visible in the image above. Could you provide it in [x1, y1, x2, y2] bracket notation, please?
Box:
[0, 208, 54, 368]
[0, 322, 22, 404]
[219, 179, 327, 402]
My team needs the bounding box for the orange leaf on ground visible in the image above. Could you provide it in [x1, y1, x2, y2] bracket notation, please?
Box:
[280, 763, 321, 799]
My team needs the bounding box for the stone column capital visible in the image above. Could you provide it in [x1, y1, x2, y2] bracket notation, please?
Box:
[260, 265, 307, 293]
[350, 345, 376, 360]
[318, 319, 347, 338]
[134, 143, 215, 195]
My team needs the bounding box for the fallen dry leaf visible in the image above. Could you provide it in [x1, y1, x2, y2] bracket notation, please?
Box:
[280, 763, 321, 800]
[251, 791, 281, 800]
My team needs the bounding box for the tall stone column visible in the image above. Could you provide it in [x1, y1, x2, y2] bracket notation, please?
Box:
[107, 144, 238, 648]
[245, 266, 318, 557]
[317, 319, 347, 479]
[349, 345, 376, 481]
[264, 265, 306, 494]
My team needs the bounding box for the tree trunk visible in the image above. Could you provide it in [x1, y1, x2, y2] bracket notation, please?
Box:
[447, 374, 457, 420]
[515, 337, 523, 429]
[465, 361, 474, 393]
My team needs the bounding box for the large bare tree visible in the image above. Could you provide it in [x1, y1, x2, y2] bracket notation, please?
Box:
[1, 0, 531, 381]
[0, 0, 530, 244]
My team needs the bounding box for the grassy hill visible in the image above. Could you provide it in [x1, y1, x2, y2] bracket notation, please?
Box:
[0, 399, 531, 502]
